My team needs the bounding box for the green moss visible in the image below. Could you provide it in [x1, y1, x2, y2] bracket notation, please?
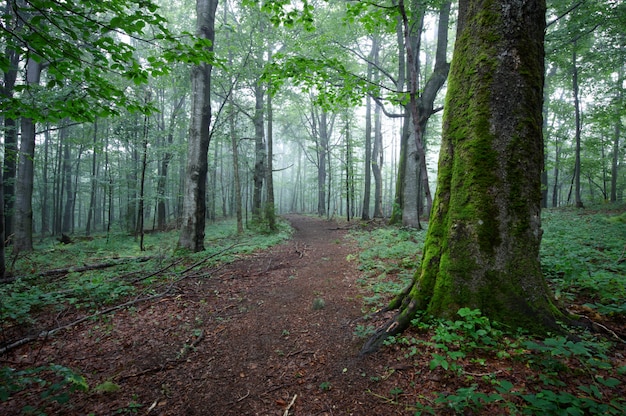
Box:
[397, 0, 558, 336]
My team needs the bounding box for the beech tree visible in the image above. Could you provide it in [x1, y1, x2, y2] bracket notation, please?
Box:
[363, 0, 561, 353]
[178, 0, 219, 251]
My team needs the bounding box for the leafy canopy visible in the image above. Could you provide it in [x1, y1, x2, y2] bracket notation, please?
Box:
[0, 0, 214, 121]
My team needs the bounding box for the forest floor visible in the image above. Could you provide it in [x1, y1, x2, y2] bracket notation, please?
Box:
[2, 214, 626, 415]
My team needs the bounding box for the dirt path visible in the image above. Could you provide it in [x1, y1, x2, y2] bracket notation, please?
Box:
[3, 215, 400, 415]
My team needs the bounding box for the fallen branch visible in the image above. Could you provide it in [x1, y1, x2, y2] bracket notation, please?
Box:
[131, 257, 185, 284]
[39, 256, 154, 278]
[0, 287, 174, 355]
[180, 242, 244, 275]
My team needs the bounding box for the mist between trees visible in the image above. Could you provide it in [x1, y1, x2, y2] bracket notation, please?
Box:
[0, 0, 624, 267]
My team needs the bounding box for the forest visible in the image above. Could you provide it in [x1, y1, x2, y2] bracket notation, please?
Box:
[1, 0, 625, 414]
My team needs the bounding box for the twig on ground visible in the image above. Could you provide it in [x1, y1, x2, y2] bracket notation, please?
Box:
[284, 394, 297, 416]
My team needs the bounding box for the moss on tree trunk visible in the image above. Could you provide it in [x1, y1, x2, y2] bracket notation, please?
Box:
[362, 0, 561, 354]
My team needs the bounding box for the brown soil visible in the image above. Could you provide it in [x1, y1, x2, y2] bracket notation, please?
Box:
[3, 214, 625, 415]
[1, 215, 410, 415]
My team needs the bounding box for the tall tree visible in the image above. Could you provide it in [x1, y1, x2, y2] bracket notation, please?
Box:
[363, 0, 560, 353]
[13, 57, 41, 252]
[178, 0, 219, 251]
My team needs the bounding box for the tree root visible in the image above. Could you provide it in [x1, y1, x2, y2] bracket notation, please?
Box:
[360, 299, 420, 355]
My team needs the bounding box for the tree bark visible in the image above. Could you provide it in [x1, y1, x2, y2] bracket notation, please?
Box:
[610, 65, 622, 202]
[229, 101, 243, 234]
[86, 120, 98, 236]
[2, 2, 20, 245]
[372, 101, 384, 218]
[252, 81, 266, 222]
[178, 0, 218, 252]
[14, 57, 41, 252]
[572, 43, 584, 208]
[60, 124, 74, 233]
[157, 94, 185, 230]
[363, 0, 560, 354]
[266, 76, 277, 231]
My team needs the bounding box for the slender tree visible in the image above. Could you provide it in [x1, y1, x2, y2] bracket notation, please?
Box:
[363, 0, 560, 353]
[178, 0, 219, 251]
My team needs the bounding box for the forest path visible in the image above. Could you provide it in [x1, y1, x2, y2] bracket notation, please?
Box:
[4, 214, 404, 415]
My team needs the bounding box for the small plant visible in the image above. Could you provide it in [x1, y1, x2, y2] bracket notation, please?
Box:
[116, 399, 142, 414]
[319, 381, 332, 391]
[312, 297, 326, 310]
[353, 324, 375, 338]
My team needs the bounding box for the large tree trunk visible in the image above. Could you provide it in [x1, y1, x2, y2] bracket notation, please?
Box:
[14, 58, 41, 253]
[363, 0, 560, 354]
[178, 0, 218, 252]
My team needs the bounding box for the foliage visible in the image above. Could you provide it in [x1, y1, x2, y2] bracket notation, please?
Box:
[1, 0, 214, 122]
[1, 219, 291, 326]
[355, 208, 626, 415]
[0, 364, 88, 414]
[541, 208, 626, 315]
[351, 226, 424, 310]
[402, 311, 625, 415]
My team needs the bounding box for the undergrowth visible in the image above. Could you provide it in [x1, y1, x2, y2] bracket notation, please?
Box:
[0, 218, 291, 414]
[353, 206, 626, 415]
[350, 226, 424, 313]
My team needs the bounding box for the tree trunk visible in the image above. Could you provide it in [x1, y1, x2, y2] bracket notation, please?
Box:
[40, 127, 51, 238]
[610, 66, 622, 202]
[372, 103, 384, 218]
[229, 101, 243, 234]
[361, 37, 376, 220]
[572, 44, 584, 208]
[86, 119, 98, 236]
[315, 108, 328, 217]
[178, 0, 218, 252]
[2, 6, 20, 245]
[61, 125, 74, 234]
[14, 58, 41, 252]
[552, 139, 561, 208]
[363, 0, 560, 354]
[252, 82, 266, 222]
[157, 95, 185, 230]
[0, 168, 5, 278]
[266, 78, 277, 231]
[137, 103, 149, 250]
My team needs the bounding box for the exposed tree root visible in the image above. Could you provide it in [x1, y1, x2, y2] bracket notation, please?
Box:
[360, 298, 420, 355]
